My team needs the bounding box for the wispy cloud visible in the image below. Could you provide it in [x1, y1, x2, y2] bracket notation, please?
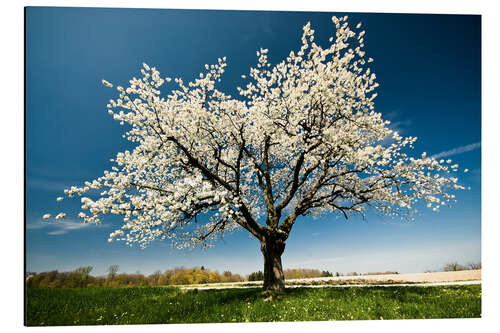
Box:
[379, 110, 413, 147]
[27, 218, 109, 236]
[46, 229, 71, 236]
[383, 110, 413, 135]
[431, 142, 481, 159]
[390, 119, 413, 132]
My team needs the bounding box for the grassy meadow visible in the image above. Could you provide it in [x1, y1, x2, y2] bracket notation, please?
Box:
[26, 284, 481, 326]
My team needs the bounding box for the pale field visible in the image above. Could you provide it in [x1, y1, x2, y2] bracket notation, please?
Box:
[287, 269, 482, 284]
[179, 270, 481, 288]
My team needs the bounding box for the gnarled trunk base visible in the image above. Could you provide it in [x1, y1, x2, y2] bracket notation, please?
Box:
[261, 238, 286, 292]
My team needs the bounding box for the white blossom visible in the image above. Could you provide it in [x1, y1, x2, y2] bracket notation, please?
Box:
[102, 79, 113, 88]
[49, 16, 465, 251]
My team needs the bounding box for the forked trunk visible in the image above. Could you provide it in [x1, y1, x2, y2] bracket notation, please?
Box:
[261, 237, 286, 292]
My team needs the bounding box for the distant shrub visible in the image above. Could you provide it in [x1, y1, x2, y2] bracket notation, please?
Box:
[363, 271, 399, 276]
[283, 268, 327, 279]
[248, 271, 264, 281]
[443, 262, 467, 272]
[467, 262, 481, 270]
[156, 267, 242, 285]
[321, 270, 333, 277]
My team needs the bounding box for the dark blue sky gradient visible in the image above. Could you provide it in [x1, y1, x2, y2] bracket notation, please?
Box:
[26, 7, 481, 276]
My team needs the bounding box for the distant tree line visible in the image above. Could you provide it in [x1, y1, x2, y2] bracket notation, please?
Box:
[28, 264, 427, 288]
[26, 265, 244, 288]
[26, 266, 94, 288]
[27, 266, 342, 287]
[443, 262, 481, 272]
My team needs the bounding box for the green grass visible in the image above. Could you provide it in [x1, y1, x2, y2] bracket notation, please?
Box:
[26, 285, 481, 326]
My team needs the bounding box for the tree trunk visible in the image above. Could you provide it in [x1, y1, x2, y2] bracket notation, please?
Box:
[260, 237, 286, 292]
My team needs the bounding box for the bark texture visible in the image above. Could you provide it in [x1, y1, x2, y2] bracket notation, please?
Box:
[261, 236, 286, 292]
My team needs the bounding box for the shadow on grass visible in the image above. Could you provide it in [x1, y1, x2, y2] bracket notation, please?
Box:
[26, 285, 481, 326]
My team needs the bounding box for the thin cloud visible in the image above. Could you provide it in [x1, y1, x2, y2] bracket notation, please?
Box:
[390, 119, 413, 132]
[380, 110, 413, 146]
[383, 110, 412, 134]
[27, 218, 109, 236]
[46, 230, 69, 236]
[431, 142, 481, 159]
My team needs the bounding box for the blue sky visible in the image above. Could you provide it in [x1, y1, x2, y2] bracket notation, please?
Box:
[26, 7, 481, 276]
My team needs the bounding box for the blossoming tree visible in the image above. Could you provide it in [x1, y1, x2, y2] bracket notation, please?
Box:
[47, 16, 464, 292]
